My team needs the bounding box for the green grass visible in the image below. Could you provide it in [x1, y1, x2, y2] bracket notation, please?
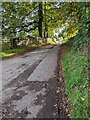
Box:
[62, 46, 88, 118]
[0, 45, 39, 59]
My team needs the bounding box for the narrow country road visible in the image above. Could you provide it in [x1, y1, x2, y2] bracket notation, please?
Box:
[1, 46, 69, 119]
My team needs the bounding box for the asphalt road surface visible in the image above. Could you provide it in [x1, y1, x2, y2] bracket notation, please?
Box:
[1, 46, 70, 119]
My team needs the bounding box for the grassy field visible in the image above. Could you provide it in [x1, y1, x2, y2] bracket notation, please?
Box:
[61, 43, 88, 118]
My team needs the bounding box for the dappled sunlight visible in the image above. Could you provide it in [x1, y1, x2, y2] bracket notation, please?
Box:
[0, 52, 15, 58]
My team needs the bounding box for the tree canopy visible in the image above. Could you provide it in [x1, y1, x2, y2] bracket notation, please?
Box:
[1, 2, 90, 47]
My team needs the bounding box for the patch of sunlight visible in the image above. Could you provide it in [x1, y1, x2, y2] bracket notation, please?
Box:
[4, 53, 14, 57]
[1, 52, 14, 57]
[17, 40, 24, 45]
[47, 41, 56, 44]
[26, 39, 30, 45]
[31, 44, 37, 47]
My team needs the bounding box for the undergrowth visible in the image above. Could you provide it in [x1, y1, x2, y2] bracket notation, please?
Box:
[62, 41, 88, 118]
[0, 45, 39, 59]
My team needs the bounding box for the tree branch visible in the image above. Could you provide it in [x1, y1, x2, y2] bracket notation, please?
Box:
[22, 20, 38, 28]
[24, 25, 38, 32]
[20, 5, 38, 23]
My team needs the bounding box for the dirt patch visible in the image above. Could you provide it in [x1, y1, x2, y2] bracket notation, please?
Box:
[58, 44, 71, 118]
[56, 45, 70, 118]
[27, 81, 47, 91]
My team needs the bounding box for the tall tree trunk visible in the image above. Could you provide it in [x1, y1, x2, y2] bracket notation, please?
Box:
[44, 2, 48, 38]
[44, 31, 45, 38]
[38, 2, 43, 38]
[44, 2, 46, 38]
[47, 31, 48, 38]
[10, 38, 17, 48]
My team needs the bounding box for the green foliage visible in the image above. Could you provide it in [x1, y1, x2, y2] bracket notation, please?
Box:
[62, 3, 89, 118]
[1, 2, 81, 39]
[0, 48, 25, 58]
[62, 48, 88, 118]
[2, 2, 39, 39]
[71, 2, 90, 49]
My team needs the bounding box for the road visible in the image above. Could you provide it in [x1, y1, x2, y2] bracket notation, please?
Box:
[1, 46, 69, 119]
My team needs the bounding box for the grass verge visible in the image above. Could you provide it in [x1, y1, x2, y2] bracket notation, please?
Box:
[0, 45, 40, 59]
[61, 43, 88, 118]
[0, 43, 56, 59]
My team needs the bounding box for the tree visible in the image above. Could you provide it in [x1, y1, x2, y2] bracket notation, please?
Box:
[2, 2, 39, 47]
[38, 2, 43, 38]
[2, 2, 89, 47]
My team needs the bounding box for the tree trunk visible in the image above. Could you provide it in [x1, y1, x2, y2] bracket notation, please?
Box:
[44, 31, 45, 38]
[47, 32, 48, 38]
[44, 2, 48, 38]
[10, 38, 17, 48]
[38, 2, 43, 38]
